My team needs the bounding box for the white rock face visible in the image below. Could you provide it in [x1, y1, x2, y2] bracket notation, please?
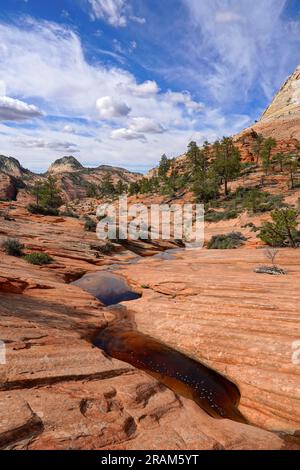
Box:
[261, 65, 300, 122]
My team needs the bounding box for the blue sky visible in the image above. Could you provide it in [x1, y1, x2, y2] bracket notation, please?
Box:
[0, 0, 299, 173]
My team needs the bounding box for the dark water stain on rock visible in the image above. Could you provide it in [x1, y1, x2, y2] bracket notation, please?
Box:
[74, 270, 247, 424]
[93, 324, 248, 424]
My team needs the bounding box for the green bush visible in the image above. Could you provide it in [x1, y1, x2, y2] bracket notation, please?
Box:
[84, 216, 97, 232]
[258, 209, 299, 247]
[27, 204, 59, 216]
[243, 189, 284, 213]
[205, 209, 239, 222]
[207, 232, 247, 249]
[24, 252, 53, 265]
[2, 238, 24, 257]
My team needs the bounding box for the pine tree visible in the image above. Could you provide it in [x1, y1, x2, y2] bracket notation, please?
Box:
[273, 152, 285, 173]
[212, 137, 241, 196]
[41, 176, 62, 209]
[100, 174, 115, 197]
[158, 154, 171, 179]
[252, 134, 265, 164]
[283, 153, 299, 189]
[259, 208, 298, 248]
[261, 138, 276, 176]
[30, 181, 44, 206]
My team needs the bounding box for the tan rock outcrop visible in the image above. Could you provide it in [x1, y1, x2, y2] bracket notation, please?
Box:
[261, 65, 300, 122]
[113, 248, 300, 440]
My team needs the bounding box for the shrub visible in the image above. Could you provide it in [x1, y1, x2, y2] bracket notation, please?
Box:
[59, 210, 79, 218]
[24, 252, 53, 265]
[207, 232, 246, 249]
[205, 209, 239, 222]
[84, 216, 97, 232]
[27, 204, 59, 216]
[2, 238, 24, 257]
[258, 209, 299, 248]
[243, 189, 284, 213]
[90, 241, 115, 255]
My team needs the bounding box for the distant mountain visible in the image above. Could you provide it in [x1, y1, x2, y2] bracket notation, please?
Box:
[0, 154, 142, 202]
[47, 156, 84, 174]
[0, 155, 30, 178]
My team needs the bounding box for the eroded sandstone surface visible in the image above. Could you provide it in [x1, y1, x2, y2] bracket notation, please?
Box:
[113, 248, 300, 439]
[0, 228, 299, 449]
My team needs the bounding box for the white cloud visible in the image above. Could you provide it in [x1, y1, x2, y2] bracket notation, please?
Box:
[0, 96, 43, 121]
[130, 117, 165, 134]
[121, 80, 159, 97]
[111, 117, 165, 142]
[130, 15, 146, 25]
[63, 124, 76, 134]
[111, 127, 146, 141]
[215, 11, 242, 23]
[13, 136, 79, 153]
[85, 0, 146, 27]
[0, 17, 251, 172]
[96, 95, 131, 118]
[87, 0, 127, 27]
[171, 0, 300, 104]
[0, 81, 6, 96]
[166, 91, 204, 113]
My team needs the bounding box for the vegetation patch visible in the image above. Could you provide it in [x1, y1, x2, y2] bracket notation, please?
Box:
[205, 209, 239, 222]
[24, 252, 53, 265]
[27, 204, 59, 216]
[207, 232, 247, 249]
[2, 238, 24, 257]
[258, 209, 299, 247]
[84, 216, 97, 232]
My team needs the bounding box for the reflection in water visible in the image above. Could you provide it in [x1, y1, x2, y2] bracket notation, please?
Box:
[72, 272, 141, 306]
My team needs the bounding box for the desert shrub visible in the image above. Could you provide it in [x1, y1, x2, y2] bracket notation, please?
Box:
[258, 209, 299, 247]
[205, 209, 239, 222]
[207, 232, 246, 249]
[243, 189, 284, 213]
[27, 204, 59, 216]
[2, 238, 24, 257]
[84, 216, 97, 232]
[59, 209, 79, 218]
[90, 241, 115, 255]
[24, 252, 53, 265]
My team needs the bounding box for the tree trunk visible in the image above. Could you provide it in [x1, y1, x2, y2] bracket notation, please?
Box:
[224, 179, 228, 196]
[290, 170, 294, 190]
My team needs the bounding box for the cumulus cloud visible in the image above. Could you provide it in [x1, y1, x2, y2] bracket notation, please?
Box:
[96, 96, 131, 119]
[0, 16, 251, 172]
[129, 117, 165, 134]
[166, 91, 204, 113]
[128, 80, 159, 96]
[111, 117, 165, 142]
[111, 127, 146, 141]
[0, 96, 43, 121]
